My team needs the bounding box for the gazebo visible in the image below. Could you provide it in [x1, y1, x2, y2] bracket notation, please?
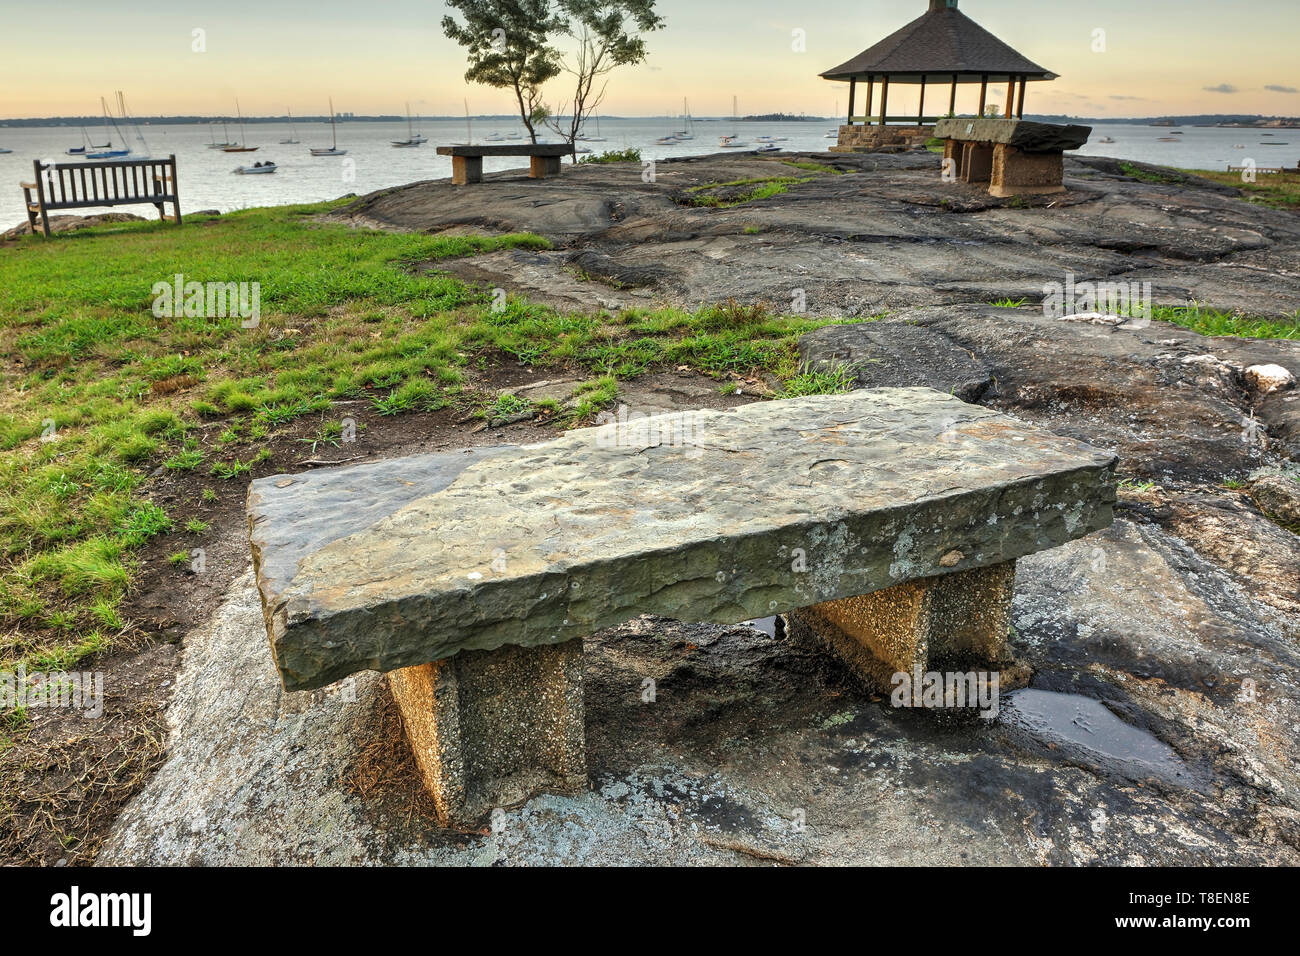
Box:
[821, 0, 1056, 151]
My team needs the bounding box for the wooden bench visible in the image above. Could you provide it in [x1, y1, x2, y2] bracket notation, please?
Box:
[247, 388, 1116, 827]
[21, 155, 181, 238]
[1227, 164, 1284, 175]
[435, 144, 571, 185]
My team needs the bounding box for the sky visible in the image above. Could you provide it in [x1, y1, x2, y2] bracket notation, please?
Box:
[1, 0, 1296, 119]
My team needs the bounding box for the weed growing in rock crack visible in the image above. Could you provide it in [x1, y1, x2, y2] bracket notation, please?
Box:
[778, 364, 857, 398]
[991, 298, 1028, 308]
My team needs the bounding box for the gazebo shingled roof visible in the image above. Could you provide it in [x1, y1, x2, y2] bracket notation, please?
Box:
[822, 1, 1057, 126]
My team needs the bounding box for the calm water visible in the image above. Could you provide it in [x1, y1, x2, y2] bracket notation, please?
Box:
[1, 119, 1295, 230]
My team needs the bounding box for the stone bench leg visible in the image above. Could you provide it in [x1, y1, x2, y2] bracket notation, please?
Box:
[386, 638, 587, 828]
[451, 155, 483, 186]
[989, 144, 1065, 198]
[786, 561, 1026, 693]
[529, 155, 562, 179]
[960, 142, 994, 184]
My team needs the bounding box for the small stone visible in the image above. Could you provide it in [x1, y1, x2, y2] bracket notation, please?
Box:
[939, 549, 964, 567]
[1245, 364, 1294, 395]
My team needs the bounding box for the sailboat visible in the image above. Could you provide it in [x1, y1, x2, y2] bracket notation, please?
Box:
[392, 103, 427, 147]
[84, 97, 131, 158]
[577, 113, 607, 143]
[452, 99, 473, 146]
[279, 108, 300, 144]
[655, 107, 681, 145]
[207, 120, 235, 149]
[675, 99, 695, 141]
[719, 95, 748, 148]
[310, 98, 347, 156]
[222, 99, 258, 152]
[67, 125, 111, 155]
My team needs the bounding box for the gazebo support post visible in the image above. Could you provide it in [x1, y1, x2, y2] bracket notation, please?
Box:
[978, 74, 987, 117]
[1017, 77, 1026, 118]
[949, 73, 958, 116]
[878, 76, 889, 125]
[848, 77, 857, 126]
[865, 76, 874, 125]
[918, 75, 926, 124]
[1006, 77, 1015, 119]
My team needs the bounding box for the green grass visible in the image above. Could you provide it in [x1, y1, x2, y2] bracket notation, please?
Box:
[781, 159, 844, 175]
[778, 365, 857, 398]
[1187, 168, 1300, 209]
[684, 177, 813, 208]
[924, 137, 946, 154]
[0, 202, 870, 676]
[1118, 161, 1184, 185]
[990, 298, 1027, 308]
[1127, 303, 1300, 340]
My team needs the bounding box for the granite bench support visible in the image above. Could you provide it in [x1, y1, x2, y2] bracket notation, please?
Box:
[935, 118, 1091, 198]
[436, 144, 571, 186]
[247, 389, 1116, 827]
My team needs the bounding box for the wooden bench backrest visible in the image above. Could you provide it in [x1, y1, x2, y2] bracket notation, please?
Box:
[34, 155, 178, 210]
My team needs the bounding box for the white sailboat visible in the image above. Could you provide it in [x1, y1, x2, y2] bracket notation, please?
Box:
[719, 95, 748, 148]
[675, 99, 695, 140]
[577, 113, 606, 143]
[392, 103, 427, 147]
[222, 98, 258, 152]
[310, 98, 347, 156]
[208, 119, 235, 149]
[279, 108, 300, 144]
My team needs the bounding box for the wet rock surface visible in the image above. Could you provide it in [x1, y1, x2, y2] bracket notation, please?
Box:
[101, 152, 1300, 865]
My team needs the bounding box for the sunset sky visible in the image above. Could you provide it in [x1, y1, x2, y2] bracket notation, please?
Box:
[2, 0, 1295, 120]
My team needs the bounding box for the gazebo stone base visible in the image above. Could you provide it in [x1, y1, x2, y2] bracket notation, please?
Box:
[831, 124, 933, 152]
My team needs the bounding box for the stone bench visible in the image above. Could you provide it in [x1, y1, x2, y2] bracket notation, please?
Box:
[247, 388, 1116, 827]
[435, 144, 571, 185]
[934, 118, 1091, 198]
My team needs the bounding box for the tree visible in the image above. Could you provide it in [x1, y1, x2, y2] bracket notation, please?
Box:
[544, 1, 663, 154]
[442, 0, 567, 144]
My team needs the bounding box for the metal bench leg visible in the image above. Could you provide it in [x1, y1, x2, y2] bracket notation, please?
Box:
[787, 560, 1028, 694]
[451, 155, 483, 186]
[386, 637, 587, 828]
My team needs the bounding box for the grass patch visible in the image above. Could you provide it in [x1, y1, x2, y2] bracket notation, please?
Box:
[781, 159, 844, 175]
[683, 176, 813, 208]
[990, 298, 1027, 308]
[924, 137, 946, 154]
[1131, 304, 1300, 340]
[1118, 162, 1183, 185]
[1187, 168, 1300, 209]
[778, 364, 857, 398]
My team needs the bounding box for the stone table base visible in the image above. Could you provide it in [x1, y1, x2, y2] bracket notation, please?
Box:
[787, 561, 1029, 694]
[387, 638, 587, 828]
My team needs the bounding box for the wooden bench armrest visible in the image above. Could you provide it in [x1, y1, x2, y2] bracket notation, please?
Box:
[20, 181, 37, 190]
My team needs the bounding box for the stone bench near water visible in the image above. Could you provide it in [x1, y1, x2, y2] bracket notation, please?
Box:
[247, 388, 1116, 827]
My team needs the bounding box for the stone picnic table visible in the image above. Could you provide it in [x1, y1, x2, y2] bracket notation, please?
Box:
[247, 388, 1116, 827]
[435, 144, 571, 185]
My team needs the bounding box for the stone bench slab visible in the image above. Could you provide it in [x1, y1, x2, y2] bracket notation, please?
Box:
[248, 388, 1117, 691]
[934, 118, 1092, 152]
[435, 145, 572, 158]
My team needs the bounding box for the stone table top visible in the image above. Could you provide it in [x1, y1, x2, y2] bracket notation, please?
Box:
[933, 118, 1092, 151]
[248, 388, 1117, 690]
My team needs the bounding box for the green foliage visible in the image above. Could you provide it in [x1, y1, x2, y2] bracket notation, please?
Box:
[577, 147, 642, 164]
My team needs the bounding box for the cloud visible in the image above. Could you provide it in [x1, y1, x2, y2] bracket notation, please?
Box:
[1265, 84, 1298, 93]
[1108, 95, 1145, 101]
[1203, 83, 1238, 94]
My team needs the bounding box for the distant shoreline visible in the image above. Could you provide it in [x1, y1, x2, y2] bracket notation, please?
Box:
[2, 113, 1297, 128]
